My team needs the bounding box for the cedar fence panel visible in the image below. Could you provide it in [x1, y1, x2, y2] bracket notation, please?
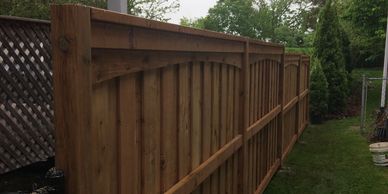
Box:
[51, 5, 310, 194]
[0, 16, 54, 174]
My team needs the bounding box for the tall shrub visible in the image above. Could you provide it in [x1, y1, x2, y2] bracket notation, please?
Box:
[310, 58, 329, 123]
[313, 0, 348, 114]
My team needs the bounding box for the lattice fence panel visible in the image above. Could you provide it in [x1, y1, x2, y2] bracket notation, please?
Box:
[0, 16, 54, 174]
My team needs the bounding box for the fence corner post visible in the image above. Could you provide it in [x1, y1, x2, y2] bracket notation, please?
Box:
[51, 4, 92, 194]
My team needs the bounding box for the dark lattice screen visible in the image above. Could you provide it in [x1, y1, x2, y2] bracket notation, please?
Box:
[0, 16, 54, 174]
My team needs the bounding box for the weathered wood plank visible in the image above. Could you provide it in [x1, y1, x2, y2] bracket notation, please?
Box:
[226, 66, 234, 194]
[91, 80, 118, 194]
[51, 5, 92, 194]
[219, 64, 228, 194]
[211, 63, 220, 194]
[142, 70, 161, 194]
[202, 63, 212, 194]
[253, 63, 258, 121]
[119, 74, 141, 194]
[161, 66, 178, 192]
[178, 63, 191, 179]
[233, 67, 240, 194]
[191, 62, 202, 194]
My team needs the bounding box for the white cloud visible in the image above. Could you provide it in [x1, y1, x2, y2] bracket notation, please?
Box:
[166, 0, 217, 24]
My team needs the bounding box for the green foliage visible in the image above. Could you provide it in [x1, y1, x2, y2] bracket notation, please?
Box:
[182, 0, 314, 47]
[309, 58, 329, 123]
[180, 17, 206, 29]
[339, 26, 352, 72]
[201, 0, 260, 38]
[313, 0, 348, 114]
[0, 0, 106, 20]
[0, 0, 179, 21]
[128, 0, 179, 22]
[341, 0, 388, 67]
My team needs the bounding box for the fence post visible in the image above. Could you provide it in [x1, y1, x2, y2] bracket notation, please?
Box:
[238, 39, 250, 193]
[295, 55, 302, 137]
[51, 5, 92, 194]
[277, 47, 285, 165]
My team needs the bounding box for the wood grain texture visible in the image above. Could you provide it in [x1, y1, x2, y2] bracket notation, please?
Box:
[119, 74, 141, 194]
[211, 63, 220, 194]
[161, 66, 178, 191]
[178, 64, 191, 179]
[91, 80, 118, 194]
[51, 5, 93, 194]
[191, 62, 202, 194]
[202, 63, 212, 194]
[142, 70, 161, 194]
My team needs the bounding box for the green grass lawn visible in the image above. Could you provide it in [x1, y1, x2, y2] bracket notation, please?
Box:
[264, 68, 388, 194]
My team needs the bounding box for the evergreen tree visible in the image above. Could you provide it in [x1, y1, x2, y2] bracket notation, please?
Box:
[313, 0, 348, 114]
[310, 58, 329, 123]
[339, 26, 352, 72]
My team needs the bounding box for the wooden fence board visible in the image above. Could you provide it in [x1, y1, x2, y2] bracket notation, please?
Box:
[142, 70, 161, 194]
[91, 80, 118, 194]
[119, 74, 141, 194]
[161, 66, 178, 192]
[178, 64, 191, 180]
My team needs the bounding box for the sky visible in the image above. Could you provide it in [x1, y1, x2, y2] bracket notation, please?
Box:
[166, 0, 218, 24]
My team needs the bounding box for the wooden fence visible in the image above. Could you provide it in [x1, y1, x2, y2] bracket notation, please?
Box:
[51, 5, 310, 194]
[0, 16, 54, 174]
